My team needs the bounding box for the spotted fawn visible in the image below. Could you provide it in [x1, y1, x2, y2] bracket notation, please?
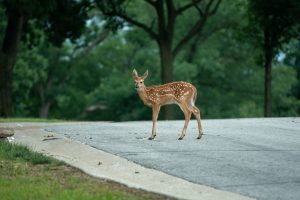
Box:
[132, 69, 203, 140]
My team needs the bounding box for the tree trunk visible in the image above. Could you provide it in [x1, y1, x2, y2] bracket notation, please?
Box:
[39, 101, 52, 118]
[264, 53, 272, 117]
[159, 42, 174, 119]
[186, 33, 202, 63]
[263, 29, 273, 117]
[0, 9, 24, 117]
[160, 44, 174, 84]
[38, 79, 53, 119]
[0, 54, 13, 117]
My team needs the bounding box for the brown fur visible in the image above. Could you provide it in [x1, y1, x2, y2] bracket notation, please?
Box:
[132, 69, 203, 140]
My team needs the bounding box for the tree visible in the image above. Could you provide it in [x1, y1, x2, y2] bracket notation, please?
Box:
[246, 0, 300, 117]
[283, 38, 300, 116]
[96, 0, 222, 119]
[0, 0, 90, 117]
[7, 0, 299, 120]
[11, 18, 109, 118]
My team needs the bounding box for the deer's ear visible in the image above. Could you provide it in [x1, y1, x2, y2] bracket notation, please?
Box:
[132, 69, 138, 78]
[142, 70, 148, 79]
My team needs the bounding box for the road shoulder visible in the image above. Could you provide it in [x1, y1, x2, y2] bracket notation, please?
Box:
[1, 122, 254, 200]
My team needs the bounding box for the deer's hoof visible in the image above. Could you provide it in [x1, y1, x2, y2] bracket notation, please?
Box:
[178, 137, 183, 140]
[197, 135, 202, 139]
[148, 137, 155, 140]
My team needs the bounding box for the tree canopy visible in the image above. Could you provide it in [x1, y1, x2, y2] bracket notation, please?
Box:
[0, 0, 90, 117]
[246, 0, 300, 116]
[0, 0, 299, 120]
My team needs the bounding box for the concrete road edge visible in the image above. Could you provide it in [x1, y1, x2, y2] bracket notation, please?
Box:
[2, 122, 255, 200]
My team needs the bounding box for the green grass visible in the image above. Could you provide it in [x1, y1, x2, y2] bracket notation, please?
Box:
[0, 117, 65, 122]
[0, 140, 56, 165]
[0, 140, 170, 200]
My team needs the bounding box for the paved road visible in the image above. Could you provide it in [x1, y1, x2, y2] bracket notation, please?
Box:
[46, 118, 300, 200]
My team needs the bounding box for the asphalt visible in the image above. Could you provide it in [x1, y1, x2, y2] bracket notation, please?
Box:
[2, 121, 253, 200]
[2, 118, 300, 200]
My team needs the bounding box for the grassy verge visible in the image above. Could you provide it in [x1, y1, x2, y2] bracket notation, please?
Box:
[0, 140, 172, 200]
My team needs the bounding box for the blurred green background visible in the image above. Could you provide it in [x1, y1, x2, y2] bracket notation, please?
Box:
[0, 0, 299, 121]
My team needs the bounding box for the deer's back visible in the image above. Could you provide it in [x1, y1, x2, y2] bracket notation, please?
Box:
[145, 81, 196, 105]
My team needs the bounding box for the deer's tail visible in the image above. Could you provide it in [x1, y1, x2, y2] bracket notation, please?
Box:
[193, 87, 197, 105]
[189, 86, 197, 109]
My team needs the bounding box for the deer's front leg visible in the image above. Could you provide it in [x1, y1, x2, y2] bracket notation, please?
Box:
[179, 103, 192, 140]
[149, 104, 160, 140]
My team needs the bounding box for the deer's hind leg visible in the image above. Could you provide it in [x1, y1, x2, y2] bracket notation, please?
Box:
[187, 99, 204, 139]
[178, 103, 192, 140]
[191, 106, 204, 139]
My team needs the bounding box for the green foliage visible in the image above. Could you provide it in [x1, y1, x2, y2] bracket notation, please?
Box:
[1, 0, 90, 47]
[52, 30, 159, 121]
[284, 39, 300, 106]
[178, 2, 264, 118]
[247, 0, 300, 45]
[1, 0, 299, 120]
[2, 0, 56, 17]
[12, 22, 75, 117]
[272, 64, 300, 116]
[42, 0, 91, 46]
[13, 25, 49, 116]
[0, 6, 6, 40]
[95, 0, 127, 31]
[243, 0, 300, 116]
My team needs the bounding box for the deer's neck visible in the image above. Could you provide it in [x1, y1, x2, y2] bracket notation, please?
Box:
[137, 87, 150, 105]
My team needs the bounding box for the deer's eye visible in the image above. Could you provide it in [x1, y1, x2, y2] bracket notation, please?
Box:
[140, 81, 143, 83]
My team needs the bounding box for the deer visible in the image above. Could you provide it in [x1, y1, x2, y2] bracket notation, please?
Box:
[132, 69, 204, 140]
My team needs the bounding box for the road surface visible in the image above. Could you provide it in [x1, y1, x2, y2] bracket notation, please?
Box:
[45, 118, 300, 200]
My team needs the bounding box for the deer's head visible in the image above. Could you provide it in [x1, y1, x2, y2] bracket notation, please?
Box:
[132, 69, 148, 91]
